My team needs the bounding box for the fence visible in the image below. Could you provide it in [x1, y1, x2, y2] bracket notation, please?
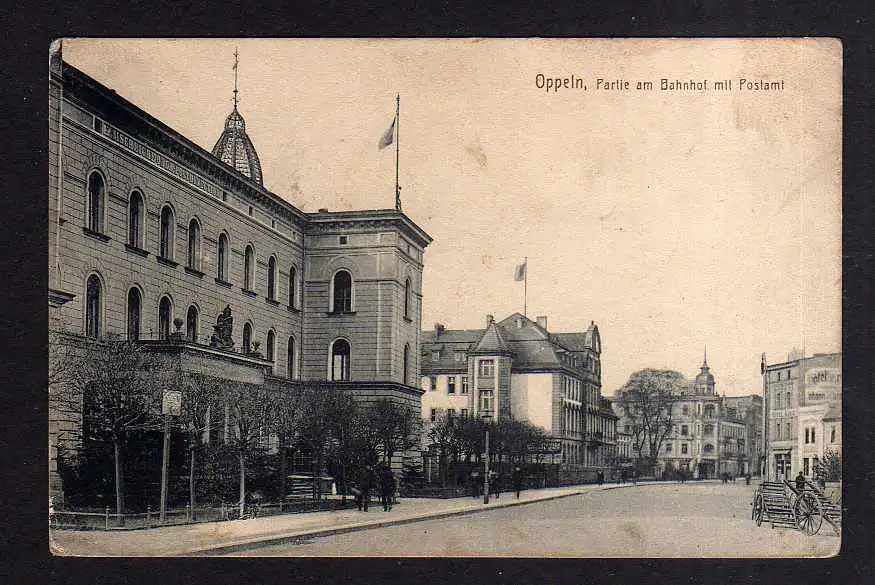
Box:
[50, 497, 358, 531]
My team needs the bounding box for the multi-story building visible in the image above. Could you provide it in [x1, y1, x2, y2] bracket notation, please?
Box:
[48, 53, 431, 503]
[614, 352, 762, 479]
[420, 313, 615, 472]
[724, 394, 764, 477]
[762, 352, 842, 481]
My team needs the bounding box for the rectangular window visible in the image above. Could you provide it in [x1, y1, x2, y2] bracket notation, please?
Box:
[804, 457, 810, 476]
[448, 376, 456, 394]
[811, 428, 815, 443]
[479, 359, 494, 377]
[430, 408, 437, 422]
[454, 351, 465, 362]
[461, 408, 468, 419]
[432, 351, 440, 362]
[666, 443, 672, 452]
[805, 428, 809, 443]
[339, 235, 348, 245]
[461, 375, 469, 394]
[681, 425, 689, 436]
[448, 408, 456, 419]
[681, 443, 688, 454]
[429, 376, 437, 391]
[479, 390, 493, 414]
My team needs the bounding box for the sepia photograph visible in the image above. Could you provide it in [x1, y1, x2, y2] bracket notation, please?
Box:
[47, 38, 842, 557]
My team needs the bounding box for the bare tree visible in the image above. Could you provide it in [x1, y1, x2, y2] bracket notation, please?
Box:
[426, 409, 458, 487]
[177, 373, 223, 519]
[615, 369, 686, 473]
[50, 335, 161, 519]
[225, 382, 275, 517]
[365, 399, 419, 468]
[271, 389, 304, 501]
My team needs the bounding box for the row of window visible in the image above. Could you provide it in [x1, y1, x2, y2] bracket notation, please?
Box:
[426, 375, 470, 393]
[87, 170, 417, 317]
[82, 273, 395, 382]
[428, 407, 470, 422]
[680, 403, 717, 417]
[773, 390, 794, 409]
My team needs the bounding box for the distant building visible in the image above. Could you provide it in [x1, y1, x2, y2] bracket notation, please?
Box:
[724, 394, 764, 477]
[761, 352, 841, 481]
[420, 313, 615, 472]
[614, 351, 762, 479]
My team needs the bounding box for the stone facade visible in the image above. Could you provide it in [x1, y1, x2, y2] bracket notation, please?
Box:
[48, 56, 431, 502]
[420, 314, 615, 470]
[762, 352, 841, 481]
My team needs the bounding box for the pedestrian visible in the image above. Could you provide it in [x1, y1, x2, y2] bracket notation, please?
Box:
[358, 465, 373, 512]
[745, 473, 751, 486]
[512, 466, 523, 499]
[597, 470, 604, 485]
[351, 485, 363, 511]
[620, 468, 627, 484]
[470, 470, 480, 498]
[380, 465, 396, 512]
[489, 469, 500, 499]
[795, 470, 806, 492]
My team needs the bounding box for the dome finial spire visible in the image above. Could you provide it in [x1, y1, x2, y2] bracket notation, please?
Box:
[703, 345, 708, 367]
[232, 46, 239, 109]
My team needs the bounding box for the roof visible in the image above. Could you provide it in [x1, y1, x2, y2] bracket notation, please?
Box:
[422, 313, 601, 375]
[823, 402, 842, 422]
[212, 107, 264, 186]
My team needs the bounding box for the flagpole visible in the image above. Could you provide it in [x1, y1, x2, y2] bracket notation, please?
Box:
[395, 94, 401, 211]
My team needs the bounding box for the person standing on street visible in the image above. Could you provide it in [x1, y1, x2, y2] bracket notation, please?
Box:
[512, 466, 523, 499]
[380, 465, 396, 512]
[795, 470, 806, 492]
[358, 465, 373, 512]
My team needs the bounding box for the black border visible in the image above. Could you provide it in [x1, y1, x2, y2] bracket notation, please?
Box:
[3, 2, 873, 585]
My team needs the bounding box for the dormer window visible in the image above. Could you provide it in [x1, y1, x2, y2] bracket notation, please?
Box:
[339, 235, 348, 245]
[431, 351, 440, 362]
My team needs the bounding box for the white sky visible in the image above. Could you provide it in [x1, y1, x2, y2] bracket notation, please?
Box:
[62, 39, 842, 397]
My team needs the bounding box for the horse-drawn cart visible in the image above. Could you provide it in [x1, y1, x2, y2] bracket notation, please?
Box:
[751, 479, 840, 536]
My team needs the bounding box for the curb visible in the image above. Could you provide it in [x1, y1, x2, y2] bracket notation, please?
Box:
[183, 487, 621, 556]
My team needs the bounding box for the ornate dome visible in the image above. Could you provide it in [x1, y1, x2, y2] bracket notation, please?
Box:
[694, 347, 715, 394]
[212, 107, 264, 186]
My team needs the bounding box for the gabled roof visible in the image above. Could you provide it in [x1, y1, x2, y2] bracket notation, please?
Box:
[471, 322, 513, 355]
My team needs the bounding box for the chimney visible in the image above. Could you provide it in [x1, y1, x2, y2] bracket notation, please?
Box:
[536, 315, 548, 330]
[434, 323, 445, 338]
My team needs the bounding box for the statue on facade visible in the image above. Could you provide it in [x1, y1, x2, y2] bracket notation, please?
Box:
[210, 305, 234, 349]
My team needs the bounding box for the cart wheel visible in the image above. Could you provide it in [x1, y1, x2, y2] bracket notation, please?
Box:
[753, 492, 764, 527]
[794, 492, 823, 535]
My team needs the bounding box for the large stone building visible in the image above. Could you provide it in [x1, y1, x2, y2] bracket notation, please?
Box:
[419, 313, 616, 473]
[48, 52, 431, 502]
[614, 352, 763, 479]
[761, 352, 841, 481]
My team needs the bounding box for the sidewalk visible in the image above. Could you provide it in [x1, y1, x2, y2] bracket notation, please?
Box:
[50, 483, 632, 556]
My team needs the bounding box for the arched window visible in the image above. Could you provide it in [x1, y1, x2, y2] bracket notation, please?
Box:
[159, 205, 175, 259]
[158, 296, 173, 340]
[244, 245, 255, 291]
[217, 233, 229, 282]
[403, 343, 410, 384]
[186, 305, 198, 343]
[331, 339, 351, 381]
[87, 171, 105, 233]
[332, 270, 352, 313]
[126, 287, 141, 341]
[266, 330, 275, 361]
[128, 191, 144, 248]
[703, 443, 714, 453]
[287, 336, 296, 379]
[187, 218, 201, 270]
[704, 404, 715, 419]
[404, 278, 411, 319]
[288, 265, 297, 308]
[242, 322, 252, 354]
[267, 256, 277, 300]
[85, 274, 102, 338]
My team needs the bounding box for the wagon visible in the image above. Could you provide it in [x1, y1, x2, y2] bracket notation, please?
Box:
[751, 479, 840, 535]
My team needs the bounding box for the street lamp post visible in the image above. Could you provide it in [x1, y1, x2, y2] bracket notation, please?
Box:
[482, 412, 492, 504]
[160, 390, 182, 523]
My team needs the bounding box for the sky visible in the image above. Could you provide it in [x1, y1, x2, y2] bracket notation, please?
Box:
[61, 39, 842, 397]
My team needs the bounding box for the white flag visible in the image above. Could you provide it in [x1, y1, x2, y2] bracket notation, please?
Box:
[514, 261, 527, 282]
[378, 116, 396, 149]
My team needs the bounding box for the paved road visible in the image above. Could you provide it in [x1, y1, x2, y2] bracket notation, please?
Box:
[227, 482, 840, 557]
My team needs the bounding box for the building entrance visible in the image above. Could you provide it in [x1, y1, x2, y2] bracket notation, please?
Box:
[774, 453, 791, 481]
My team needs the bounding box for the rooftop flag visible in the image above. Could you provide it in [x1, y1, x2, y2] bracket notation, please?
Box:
[514, 260, 527, 282]
[378, 116, 396, 150]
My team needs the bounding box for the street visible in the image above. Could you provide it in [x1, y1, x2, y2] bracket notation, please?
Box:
[225, 482, 840, 557]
